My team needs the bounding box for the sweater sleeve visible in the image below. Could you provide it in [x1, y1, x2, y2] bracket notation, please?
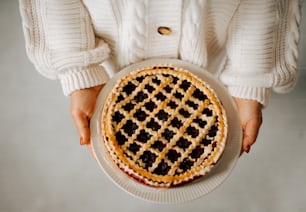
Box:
[19, 0, 110, 95]
[220, 0, 302, 106]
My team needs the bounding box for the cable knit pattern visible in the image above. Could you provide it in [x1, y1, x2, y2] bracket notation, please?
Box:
[273, 0, 302, 93]
[124, 0, 148, 67]
[180, 0, 207, 68]
[19, 0, 302, 103]
[219, 0, 302, 105]
[19, 0, 110, 95]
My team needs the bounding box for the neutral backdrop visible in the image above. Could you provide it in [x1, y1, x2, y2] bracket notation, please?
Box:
[1, 1, 306, 212]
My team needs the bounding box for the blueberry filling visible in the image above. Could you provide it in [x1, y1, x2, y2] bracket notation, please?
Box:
[128, 143, 141, 154]
[162, 129, 175, 141]
[140, 151, 157, 168]
[167, 101, 178, 109]
[186, 100, 198, 110]
[156, 110, 169, 121]
[179, 158, 194, 172]
[151, 140, 165, 151]
[122, 120, 138, 136]
[123, 82, 136, 95]
[192, 89, 207, 100]
[208, 125, 218, 137]
[144, 84, 155, 93]
[186, 126, 199, 138]
[134, 109, 148, 121]
[176, 138, 191, 150]
[116, 131, 127, 145]
[137, 130, 152, 143]
[155, 92, 166, 101]
[203, 108, 213, 116]
[179, 108, 191, 118]
[112, 111, 124, 123]
[170, 117, 183, 129]
[166, 149, 181, 163]
[122, 102, 135, 111]
[180, 80, 191, 91]
[174, 92, 184, 100]
[144, 101, 157, 112]
[153, 160, 170, 175]
[194, 118, 207, 128]
[190, 146, 204, 159]
[146, 119, 161, 131]
[134, 91, 148, 102]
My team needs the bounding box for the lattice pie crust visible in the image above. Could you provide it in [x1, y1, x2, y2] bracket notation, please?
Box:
[101, 65, 227, 188]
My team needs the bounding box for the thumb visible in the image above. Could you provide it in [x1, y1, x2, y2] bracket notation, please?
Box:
[73, 112, 91, 145]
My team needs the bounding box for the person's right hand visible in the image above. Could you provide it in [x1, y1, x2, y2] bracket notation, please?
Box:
[70, 84, 104, 145]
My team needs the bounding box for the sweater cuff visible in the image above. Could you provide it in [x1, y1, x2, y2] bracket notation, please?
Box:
[227, 86, 271, 107]
[58, 64, 110, 96]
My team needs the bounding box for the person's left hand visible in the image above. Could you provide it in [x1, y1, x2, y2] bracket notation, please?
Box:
[233, 97, 263, 155]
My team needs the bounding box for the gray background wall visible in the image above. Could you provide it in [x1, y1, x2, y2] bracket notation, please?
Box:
[1, 1, 306, 212]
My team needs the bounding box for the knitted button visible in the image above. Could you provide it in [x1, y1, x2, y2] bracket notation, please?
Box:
[157, 26, 172, 35]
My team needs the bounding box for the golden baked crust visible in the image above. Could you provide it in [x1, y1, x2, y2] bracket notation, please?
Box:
[101, 65, 227, 188]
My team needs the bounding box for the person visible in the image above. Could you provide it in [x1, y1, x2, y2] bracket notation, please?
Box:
[19, 0, 302, 155]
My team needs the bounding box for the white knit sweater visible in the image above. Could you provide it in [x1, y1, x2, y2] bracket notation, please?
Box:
[19, 0, 302, 106]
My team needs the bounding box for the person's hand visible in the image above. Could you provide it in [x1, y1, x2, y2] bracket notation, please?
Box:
[233, 97, 263, 155]
[70, 84, 104, 145]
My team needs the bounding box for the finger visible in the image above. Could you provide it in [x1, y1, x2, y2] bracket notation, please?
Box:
[72, 112, 91, 145]
[241, 118, 262, 153]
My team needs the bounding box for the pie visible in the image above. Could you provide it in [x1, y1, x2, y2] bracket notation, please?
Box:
[100, 65, 228, 188]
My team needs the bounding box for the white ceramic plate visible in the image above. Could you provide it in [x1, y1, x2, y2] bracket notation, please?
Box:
[90, 59, 242, 204]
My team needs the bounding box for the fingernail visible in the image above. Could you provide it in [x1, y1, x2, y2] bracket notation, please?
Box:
[246, 145, 251, 153]
[80, 137, 84, 145]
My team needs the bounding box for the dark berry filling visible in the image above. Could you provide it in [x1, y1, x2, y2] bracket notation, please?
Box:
[116, 94, 124, 103]
[134, 91, 148, 102]
[144, 84, 155, 93]
[167, 101, 178, 109]
[203, 108, 213, 116]
[122, 102, 135, 111]
[128, 143, 141, 154]
[122, 120, 138, 136]
[163, 85, 172, 93]
[194, 118, 207, 128]
[208, 125, 218, 137]
[136, 76, 145, 83]
[179, 158, 194, 172]
[123, 82, 136, 95]
[140, 150, 157, 168]
[155, 92, 167, 101]
[156, 110, 169, 121]
[144, 101, 157, 112]
[186, 126, 199, 138]
[153, 160, 170, 175]
[201, 138, 212, 146]
[116, 131, 127, 145]
[192, 89, 207, 100]
[133, 109, 148, 121]
[190, 146, 204, 159]
[174, 92, 184, 100]
[180, 80, 191, 91]
[151, 140, 165, 151]
[112, 111, 124, 123]
[186, 100, 199, 110]
[162, 129, 175, 141]
[166, 149, 181, 163]
[152, 77, 161, 85]
[179, 108, 191, 118]
[146, 119, 161, 131]
[176, 138, 191, 150]
[170, 117, 183, 129]
[137, 130, 152, 143]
